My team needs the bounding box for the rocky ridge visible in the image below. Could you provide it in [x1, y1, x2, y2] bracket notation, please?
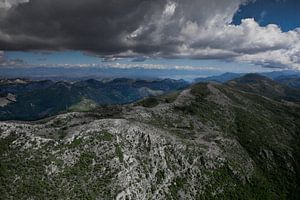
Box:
[0, 79, 299, 199]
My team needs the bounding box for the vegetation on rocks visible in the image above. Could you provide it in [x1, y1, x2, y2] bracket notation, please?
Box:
[0, 74, 299, 199]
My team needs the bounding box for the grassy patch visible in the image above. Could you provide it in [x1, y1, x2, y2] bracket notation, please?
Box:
[97, 131, 113, 141]
[137, 97, 159, 108]
[68, 98, 97, 112]
[155, 170, 165, 184]
[115, 144, 124, 162]
[166, 177, 187, 200]
[190, 83, 210, 98]
[163, 91, 180, 103]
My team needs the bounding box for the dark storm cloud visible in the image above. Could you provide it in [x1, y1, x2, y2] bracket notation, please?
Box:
[0, 0, 299, 69]
[0, 0, 250, 56]
[0, 0, 168, 54]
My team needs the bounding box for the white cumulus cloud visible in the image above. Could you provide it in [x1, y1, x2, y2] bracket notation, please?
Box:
[0, 0, 299, 70]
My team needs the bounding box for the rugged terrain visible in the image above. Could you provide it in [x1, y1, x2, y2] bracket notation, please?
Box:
[0, 74, 299, 199]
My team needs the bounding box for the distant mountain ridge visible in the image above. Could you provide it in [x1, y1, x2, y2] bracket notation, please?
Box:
[275, 75, 300, 89]
[194, 72, 243, 83]
[195, 70, 300, 89]
[0, 78, 189, 121]
[227, 73, 300, 102]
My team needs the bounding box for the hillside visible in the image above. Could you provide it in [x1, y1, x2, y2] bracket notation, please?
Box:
[194, 70, 300, 84]
[275, 75, 300, 89]
[227, 74, 300, 102]
[194, 72, 242, 83]
[0, 75, 299, 199]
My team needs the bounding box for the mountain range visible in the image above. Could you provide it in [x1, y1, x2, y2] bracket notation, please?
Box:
[0, 78, 188, 121]
[0, 73, 299, 199]
[195, 70, 300, 89]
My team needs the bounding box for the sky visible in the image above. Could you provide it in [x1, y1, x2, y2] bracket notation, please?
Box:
[0, 0, 300, 80]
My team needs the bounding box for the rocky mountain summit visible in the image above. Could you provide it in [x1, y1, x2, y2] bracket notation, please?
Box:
[0, 75, 299, 199]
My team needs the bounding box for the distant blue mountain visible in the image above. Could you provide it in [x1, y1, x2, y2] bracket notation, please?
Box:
[194, 70, 300, 85]
[194, 72, 243, 83]
[274, 75, 300, 89]
[261, 70, 300, 79]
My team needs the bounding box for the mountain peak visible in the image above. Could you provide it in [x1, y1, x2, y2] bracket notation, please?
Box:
[229, 73, 272, 84]
[227, 73, 300, 102]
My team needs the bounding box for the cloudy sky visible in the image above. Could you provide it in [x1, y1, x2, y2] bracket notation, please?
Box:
[0, 0, 299, 79]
